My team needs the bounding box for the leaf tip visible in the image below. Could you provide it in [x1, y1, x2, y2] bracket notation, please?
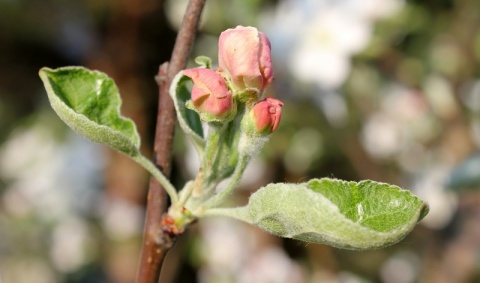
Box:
[419, 202, 429, 221]
[38, 67, 50, 79]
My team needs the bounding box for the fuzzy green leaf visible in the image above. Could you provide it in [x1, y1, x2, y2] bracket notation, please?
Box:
[208, 178, 428, 250]
[39, 67, 141, 156]
[170, 72, 205, 154]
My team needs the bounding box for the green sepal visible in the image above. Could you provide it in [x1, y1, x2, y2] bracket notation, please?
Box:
[39, 66, 141, 156]
[192, 119, 242, 200]
[206, 178, 429, 250]
[195, 56, 212, 69]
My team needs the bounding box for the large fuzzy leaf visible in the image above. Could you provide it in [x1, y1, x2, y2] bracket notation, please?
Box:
[39, 67, 140, 156]
[209, 178, 428, 250]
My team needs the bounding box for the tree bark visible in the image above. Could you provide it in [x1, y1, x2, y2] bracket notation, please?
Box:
[135, 0, 206, 282]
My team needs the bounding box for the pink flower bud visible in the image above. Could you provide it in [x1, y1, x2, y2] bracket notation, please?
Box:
[183, 68, 234, 119]
[252, 98, 284, 133]
[218, 26, 273, 95]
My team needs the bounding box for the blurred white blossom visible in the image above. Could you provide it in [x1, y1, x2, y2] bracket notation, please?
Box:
[263, 0, 404, 90]
[198, 217, 256, 282]
[237, 247, 304, 283]
[361, 84, 438, 161]
[198, 217, 305, 283]
[0, 116, 104, 221]
[380, 250, 421, 283]
[100, 198, 144, 239]
[49, 217, 93, 272]
[0, 113, 104, 281]
[362, 113, 403, 159]
[339, 0, 404, 21]
[289, 7, 372, 89]
[315, 91, 349, 127]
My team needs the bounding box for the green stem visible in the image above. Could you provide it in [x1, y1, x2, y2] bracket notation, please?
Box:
[134, 154, 179, 205]
[194, 123, 227, 196]
[203, 123, 225, 173]
[204, 154, 250, 208]
[202, 206, 251, 222]
[179, 181, 194, 206]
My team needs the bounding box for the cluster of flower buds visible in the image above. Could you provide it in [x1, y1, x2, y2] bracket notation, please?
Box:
[182, 26, 283, 135]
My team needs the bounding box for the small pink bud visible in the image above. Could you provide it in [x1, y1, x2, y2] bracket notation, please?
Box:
[218, 26, 273, 95]
[183, 68, 234, 119]
[252, 98, 284, 133]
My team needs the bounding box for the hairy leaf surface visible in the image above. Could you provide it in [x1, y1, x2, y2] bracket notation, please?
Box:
[212, 178, 428, 250]
[39, 67, 140, 156]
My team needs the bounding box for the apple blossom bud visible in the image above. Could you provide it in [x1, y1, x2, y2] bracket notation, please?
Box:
[252, 98, 283, 133]
[218, 26, 273, 97]
[238, 98, 283, 157]
[183, 68, 235, 121]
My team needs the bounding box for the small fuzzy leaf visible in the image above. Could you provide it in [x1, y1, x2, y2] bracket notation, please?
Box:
[170, 72, 205, 153]
[39, 67, 141, 156]
[210, 178, 428, 250]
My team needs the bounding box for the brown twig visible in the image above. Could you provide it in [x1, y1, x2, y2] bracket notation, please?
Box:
[135, 0, 206, 282]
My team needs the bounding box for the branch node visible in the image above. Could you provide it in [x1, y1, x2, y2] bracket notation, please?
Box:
[155, 62, 169, 86]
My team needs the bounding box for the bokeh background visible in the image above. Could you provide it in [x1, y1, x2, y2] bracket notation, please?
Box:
[1, 0, 480, 282]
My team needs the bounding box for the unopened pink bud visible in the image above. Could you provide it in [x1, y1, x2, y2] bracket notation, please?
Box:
[218, 26, 273, 95]
[252, 98, 284, 133]
[183, 68, 234, 119]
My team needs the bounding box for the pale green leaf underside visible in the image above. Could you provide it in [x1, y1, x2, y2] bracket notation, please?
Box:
[169, 72, 205, 153]
[213, 178, 428, 250]
[39, 67, 140, 156]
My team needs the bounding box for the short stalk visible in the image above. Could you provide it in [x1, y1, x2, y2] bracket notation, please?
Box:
[194, 123, 227, 196]
[202, 206, 250, 221]
[178, 181, 194, 206]
[204, 154, 250, 208]
[134, 154, 179, 205]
